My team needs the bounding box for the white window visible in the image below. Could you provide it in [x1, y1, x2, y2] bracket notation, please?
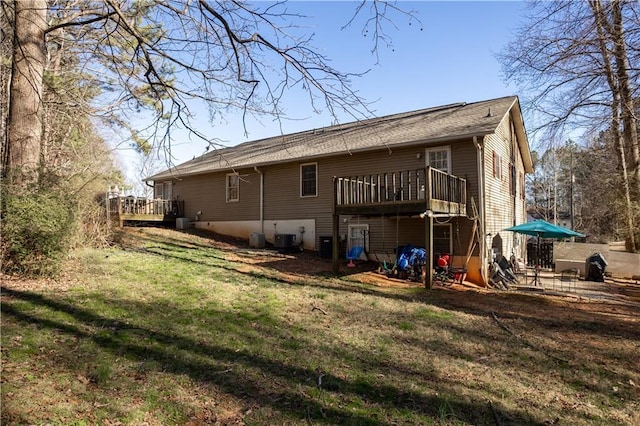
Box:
[155, 182, 172, 199]
[226, 173, 239, 202]
[300, 162, 318, 197]
[155, 183, 164, 199]
[425, 146, 451, 173]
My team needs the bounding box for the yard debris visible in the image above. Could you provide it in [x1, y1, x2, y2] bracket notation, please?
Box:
[491, 311, 569, 364]
[488, 400, 503, 426]
[311, 304, 328, 315]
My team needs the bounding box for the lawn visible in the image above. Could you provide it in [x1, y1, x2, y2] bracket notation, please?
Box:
[1, 227, 639, 425]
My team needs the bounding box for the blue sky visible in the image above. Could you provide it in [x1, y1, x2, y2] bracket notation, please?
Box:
[121, 1, 528, 185]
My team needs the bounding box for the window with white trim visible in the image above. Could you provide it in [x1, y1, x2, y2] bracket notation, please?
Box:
[155, 183, 164, 199]
[155, 182, 172, 199]
[300, 162, 317, 197]
[425, 146, 451, 173]
[348, 224, 369, 259]
[226, 173, 239, 202]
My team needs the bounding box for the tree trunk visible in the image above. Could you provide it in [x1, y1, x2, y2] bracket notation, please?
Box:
[590, 0, 637, 252]
[610, 0, 640, 199]
[6, 0, 47, 188]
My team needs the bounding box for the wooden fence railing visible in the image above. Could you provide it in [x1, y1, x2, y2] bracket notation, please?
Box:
[335, 167, 466, 212]
[108, 197, 184, 218]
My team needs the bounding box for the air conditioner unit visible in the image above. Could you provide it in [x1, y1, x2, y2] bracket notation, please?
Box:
[249, 233, 266, 249]
[176, 217, 190, 230]
[274, 233, 296, 249]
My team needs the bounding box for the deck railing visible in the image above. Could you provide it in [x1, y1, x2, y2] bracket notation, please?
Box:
[108, 197, 183, 218]
[335, 167, 466, 213]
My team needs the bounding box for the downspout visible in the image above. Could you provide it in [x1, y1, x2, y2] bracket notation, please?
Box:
[474, 136, 488, 285]
[254, 167, 264, 233]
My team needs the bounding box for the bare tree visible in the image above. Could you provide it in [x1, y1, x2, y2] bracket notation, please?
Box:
[2, 0, 419, 186]
[590, 0, 638, 251]
[499, 0, 639, 251]
[606, 0, 640, 194]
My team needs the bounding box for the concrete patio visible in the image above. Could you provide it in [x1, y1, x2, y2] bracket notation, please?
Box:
[512, 268, 640, 305]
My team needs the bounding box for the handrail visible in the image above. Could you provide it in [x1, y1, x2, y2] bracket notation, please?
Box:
[335, 167, 466, 210]
[108, 197, 183, 217]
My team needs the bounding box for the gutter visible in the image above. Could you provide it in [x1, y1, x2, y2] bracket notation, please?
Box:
[254, 166, 264, 233]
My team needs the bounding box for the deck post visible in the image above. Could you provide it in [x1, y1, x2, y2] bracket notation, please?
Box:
[332, 177, 340, 275]
[424, 168, 433, 289]
[117, 196, 123, 227]
[332, 212, 339, 275]
[424, 214, 434, 289]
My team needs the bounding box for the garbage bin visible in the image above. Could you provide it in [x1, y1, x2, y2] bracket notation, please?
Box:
[319, 236, 333, 259]
[585, 252, 607, 282]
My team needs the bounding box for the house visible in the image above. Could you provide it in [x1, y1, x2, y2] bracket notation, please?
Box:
[147, 96, 533, 287]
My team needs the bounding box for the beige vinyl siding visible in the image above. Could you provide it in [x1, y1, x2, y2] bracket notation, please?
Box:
[484, 112, 528, 259]
[171, 168, 260, 221]
[259, 140, 478, 252]
[446, 141, 480, 259]
[263, 148, 426, 250]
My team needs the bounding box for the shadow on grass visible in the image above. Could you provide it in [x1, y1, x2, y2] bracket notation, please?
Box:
[123, 236, 640, 399]
[2, 285, 549, 425]
[126, 237, 640, 346]
[118, 228, 373, 279]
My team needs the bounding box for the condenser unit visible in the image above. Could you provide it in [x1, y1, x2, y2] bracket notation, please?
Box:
[274, 233, 296, 249]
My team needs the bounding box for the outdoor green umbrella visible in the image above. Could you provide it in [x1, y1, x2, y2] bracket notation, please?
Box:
[504, 219, 585, 286]
[505, 219, 585, 239]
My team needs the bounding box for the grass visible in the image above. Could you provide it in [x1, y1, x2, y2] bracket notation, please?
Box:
[2, 227, 639, 425]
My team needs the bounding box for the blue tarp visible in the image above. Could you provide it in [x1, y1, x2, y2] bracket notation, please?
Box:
[396, 245, 426, 271]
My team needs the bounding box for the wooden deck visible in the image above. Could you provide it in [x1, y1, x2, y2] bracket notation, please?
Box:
[108, 197, 184, 225]
[333, 167, 466, 216]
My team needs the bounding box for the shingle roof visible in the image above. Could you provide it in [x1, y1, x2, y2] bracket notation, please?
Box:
[148, 96, 520, 180]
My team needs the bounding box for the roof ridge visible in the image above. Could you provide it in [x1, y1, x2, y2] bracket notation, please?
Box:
[146, 95, 521, 181]
[205, 100, 473, 153]
[311, 101, 469, 136]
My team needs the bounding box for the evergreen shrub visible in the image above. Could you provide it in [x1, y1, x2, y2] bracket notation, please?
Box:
[1, 189, 76, 276]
